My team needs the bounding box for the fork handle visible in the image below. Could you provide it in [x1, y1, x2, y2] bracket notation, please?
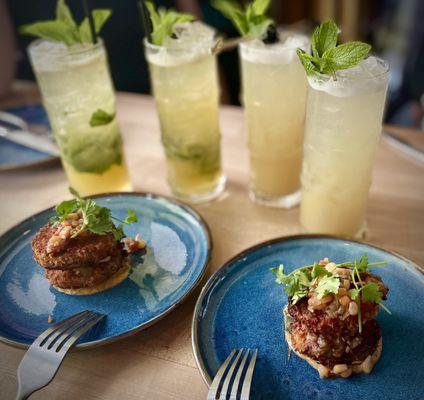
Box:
[16, 383, 33, 400]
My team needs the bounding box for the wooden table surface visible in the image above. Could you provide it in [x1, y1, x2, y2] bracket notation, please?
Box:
[1, 89, 423, 400]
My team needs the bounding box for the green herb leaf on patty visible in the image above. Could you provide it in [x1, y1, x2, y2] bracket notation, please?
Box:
[271, 264, 311, 304]
[315, 275, 340, 299]
[52, 187, 138, 241]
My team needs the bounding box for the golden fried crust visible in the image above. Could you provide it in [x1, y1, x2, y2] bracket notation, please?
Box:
[32, 224, 121, 270]
[283, 306, 382, 378]
[45, 252, 127, 289]
[52, 261, 130, 296]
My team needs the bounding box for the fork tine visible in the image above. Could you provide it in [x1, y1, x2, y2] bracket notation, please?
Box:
[43, 312, 96, 350]
[240, 349, 258, 400]
[38, 311, 92, 348]
[229, 349, 250, 400]
[33, 311, 90, 347]
[208, 349, 236, 400]
[52, 313, 105, 353]
[218, 349, 244, 400]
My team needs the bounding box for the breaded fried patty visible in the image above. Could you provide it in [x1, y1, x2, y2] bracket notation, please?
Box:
[44, 251, 128, 289]
[32, 224, 120, 270]
[287, 299, 381, 370]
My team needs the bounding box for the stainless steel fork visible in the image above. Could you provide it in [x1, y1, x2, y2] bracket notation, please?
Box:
[208, 349, 258, 400]
[16, 310, 105, 400]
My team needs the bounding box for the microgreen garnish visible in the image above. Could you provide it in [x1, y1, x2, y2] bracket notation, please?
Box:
[89, 109, 116, 127]
[270, 264, 311, 304]
[52, 187, 138, 241]
[212, 0, 273, 40]
[271, 255, 390, 332]
[315, 275, 340, 298]
[144, 1, 195, 45]
[297, 20, 371, 77]
[20, 0, 112, 46]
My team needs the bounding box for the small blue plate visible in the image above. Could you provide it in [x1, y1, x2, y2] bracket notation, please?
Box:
[192, 235, 424, 400]
[0, 105, 58, 171]
[0, 192, 211, 349]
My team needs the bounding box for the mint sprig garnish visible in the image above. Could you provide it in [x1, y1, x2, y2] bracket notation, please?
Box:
[271, 255, 390, 333]
[20, 0, 112, 46]
[297, 20, 371, 76]
[144, 1, 195, 45]
[52, 187, 138, 241]
[89, 109, 116, 127]
[212, 0, 273, 40]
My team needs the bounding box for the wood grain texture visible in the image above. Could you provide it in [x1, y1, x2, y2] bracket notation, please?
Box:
[0, 90, 423, 400]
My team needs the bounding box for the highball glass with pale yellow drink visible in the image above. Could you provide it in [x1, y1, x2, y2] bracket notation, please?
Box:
[29, 39, 131, 196]
[145, 22, 225, 203]
[300, 57, 390, 237]
[240, 33, 309, 207]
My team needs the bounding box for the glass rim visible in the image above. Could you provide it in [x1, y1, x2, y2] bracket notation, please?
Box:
[143, 37, 215, 53]
[28, 37, 104, 56]
[309, 56, 390, 81]
[239, 32, 310, 54]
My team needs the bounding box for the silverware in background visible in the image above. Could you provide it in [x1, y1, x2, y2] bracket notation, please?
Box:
[383, 131, 424, 163]
[0, 111, 60, 156]
[208, 348, 258, 400]
[16, 311, 105, 400]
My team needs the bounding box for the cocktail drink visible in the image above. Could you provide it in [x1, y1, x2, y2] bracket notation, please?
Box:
[145, 22, 225, 203]
[240, 33, 309, 208]
[300, 57, 390, 237]
[28, 40, 131, 196]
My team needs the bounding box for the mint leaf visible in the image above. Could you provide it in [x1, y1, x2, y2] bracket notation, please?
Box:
[79, 9, 112, 43]
[297, 49, 319, 74]
[20, 20, 76, 45]
[213, 0, 273, 39]
[145, 1, 195, 45]
[20, 0, 112, 45]
[315, 275, 340, 298]
[212, 0, 244, 21]
[56, 0, 77, 34]
[322, 41, 371, 71]
[251, 0, 271, 15]
[312, 20, 338, 57]
[297, 20, 372, 76]
[247, 14, 273, 39]
[89, 109, 116, 127]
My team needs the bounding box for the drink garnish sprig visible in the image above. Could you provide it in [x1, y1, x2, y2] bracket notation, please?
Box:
[297, 20, 371, 78]
[142, 1, 195, 45]
[271, 255, 391, 333]
[20, 0, 111, 46]
[21, 0, 115, 127]
[212, 0, 274, 42]
[51, 187, 138, 241]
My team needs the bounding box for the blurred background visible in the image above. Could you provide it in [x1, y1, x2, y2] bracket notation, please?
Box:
[1, 0, 423, 128]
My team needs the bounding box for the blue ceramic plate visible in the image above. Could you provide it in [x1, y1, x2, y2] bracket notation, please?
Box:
[0, 105, 58, 171]
[192, 235, 424, 400]
[0, 192, 211, 349]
